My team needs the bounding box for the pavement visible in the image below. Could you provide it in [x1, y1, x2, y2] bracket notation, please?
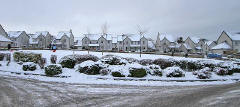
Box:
[0, 75, 240, 107]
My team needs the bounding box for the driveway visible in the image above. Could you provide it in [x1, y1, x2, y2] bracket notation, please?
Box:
[0, 75, 239, 107]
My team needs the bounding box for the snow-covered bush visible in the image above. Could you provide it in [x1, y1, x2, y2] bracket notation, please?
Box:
[59, 55, 76, 68]
[153, 58, 173, 69]
[123, 57, 139, 63]
[146, 65, 162, 76]
[13, 52, 42, 63]
[101, 55, 126, 65]
[50, 55, 57, 64]
[0, 53, 4, 61]
[214, 67, 233, 76]
[45, 65, 62, 76]
[112, 72, 125, 77]
[186, 61, 203, 71]
[139, 59, 153, 65]
[74, 54, 99, 64]
[129, 68, 147, 78]
[99, 68, 111, 76]
[228, 68, 240, 73]
[22, 62, 37, 71]
[76, 60, 106, 75]
[164, 66, 185, 77]
[59, 54, 99, 68]
[193, 67, 212, 79]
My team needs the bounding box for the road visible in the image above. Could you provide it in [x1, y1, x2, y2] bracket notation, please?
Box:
[0, 75, 240, 107]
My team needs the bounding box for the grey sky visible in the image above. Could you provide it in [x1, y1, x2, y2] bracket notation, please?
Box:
[0, 0, 240, 40]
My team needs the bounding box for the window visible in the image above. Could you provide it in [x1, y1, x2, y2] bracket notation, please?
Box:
[101, 41, 103, 43]
[142, 41, 145, 45]
[108, 41, 110, 44]
[85, 40, 87, 44]
[126, 41, 128, 45]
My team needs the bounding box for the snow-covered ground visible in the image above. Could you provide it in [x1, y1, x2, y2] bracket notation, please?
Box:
[0, 50, 240, 86]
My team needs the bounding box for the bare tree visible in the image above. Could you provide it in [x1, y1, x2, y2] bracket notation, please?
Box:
[101, 22, 109, 35]
[86, 27, 91, 54]
[137, 25, 149, 58]
[100, 22, 110, 55]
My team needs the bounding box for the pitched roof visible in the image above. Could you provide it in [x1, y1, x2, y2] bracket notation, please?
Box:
[84, 34, 102, 41]
[148, 41, 155, 49]
[36, 31, 49, 37]
[0, 34, 12, 42]
[8, 31, 24, 38]
[74, 37, 83, 46]
[189, 37, 201, 44]
[159, 34, 176, 42]
[56, 31, 72, 39]
[112, 37, 117, 43]
[225, 31, 240, 41]
[212, 42, 231, 50]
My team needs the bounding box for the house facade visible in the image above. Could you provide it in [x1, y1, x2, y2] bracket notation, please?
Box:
[0, 25, 12, 48]
[212, 31, 240, 54]
[53, 30, 74, 49]
[8, 31, 29, 48]
[156, 33, 177, 53]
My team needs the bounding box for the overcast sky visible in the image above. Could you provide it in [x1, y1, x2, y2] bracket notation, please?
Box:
[0, 0, 239, 40]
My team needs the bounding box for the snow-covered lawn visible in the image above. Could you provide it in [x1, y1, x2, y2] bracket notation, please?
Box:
[0, 50, 240, 86]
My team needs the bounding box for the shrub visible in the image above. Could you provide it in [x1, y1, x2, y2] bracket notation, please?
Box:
[123, 57, 139, 63]
[175, 61, 188, 70]
[0, 53, 4, 61]
[164, 66, 185, 77]
[186, 61, 203, 71]
[214, 67, 233, 76]
[45, 65, 62, 76]
[101, 55, 126, 65]
[99, 68, 110, 76]
[76, 61, 106, 75]
[129, 68, 147, 78]
[228, 68, 240, 73]
[13, 52, 42, 63]
[22, 62, 37, 71]
[59, 54, 99, 68]
[59, 56, 76, 68]
[112, 72, 125, 77]
[193, 67, 212, 79]
[139, 59, 153, 65]
[146, 65, 162, 76]
[74, 54, 99, 64]
[153, 58, 173, 69]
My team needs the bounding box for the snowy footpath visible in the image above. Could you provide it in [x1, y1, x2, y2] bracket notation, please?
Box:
[0, 50, 240, 86]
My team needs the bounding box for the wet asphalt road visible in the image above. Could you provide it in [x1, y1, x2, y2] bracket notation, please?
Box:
[0, 75, 240, 107]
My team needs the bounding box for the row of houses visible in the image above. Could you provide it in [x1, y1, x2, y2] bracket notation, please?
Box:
[0, 24, 74, 49]
[80, 33, 155, 52]
[155, 31, 240, 55]
[1, 24, 240, 55]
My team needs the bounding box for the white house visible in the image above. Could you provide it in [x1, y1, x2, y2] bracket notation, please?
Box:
[74, 37, 83, 50]
[0, 25, 12, 48]
[212, 31, 240, 54]
[156, 33, 177, 53]
[53, 30, 74, 49]
[8, 31, 29, 48]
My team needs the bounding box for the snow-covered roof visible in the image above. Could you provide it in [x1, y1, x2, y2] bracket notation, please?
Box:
[36, 31, 49, 37]
[0, 35, 12, 42]
[189, 37, 201, 44]
[103, 34, 112, 41]
[112, 37, 117, 43]
[159, 34, 176, 42]
[206, 41, 214, 46]
[183, 43, 192, 50]
[128, 34, 143, 41]
[84, 34, 102, 41]
[130, 45, 140, 47]
[225, 31, 240, 41]
[89, 44, 99, 46]
[212, 42, 232, 50]
[8, 31, 23, 38]
[56, 31, 72, 39]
